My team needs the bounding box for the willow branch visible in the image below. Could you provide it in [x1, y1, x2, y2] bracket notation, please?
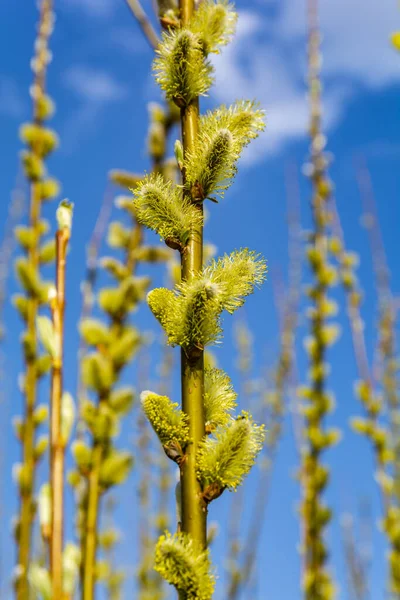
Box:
[178, 0, 207, 553]
[49, 223, 70, 598]
[300, 0, 339, 596]
[16, 2, 55, 597]
[125, 0, 160, 50]
[331, 198, 400, 594]
[81, 219, 143, 600]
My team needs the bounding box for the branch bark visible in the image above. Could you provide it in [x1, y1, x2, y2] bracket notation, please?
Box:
[50, 226, 70, 598]
[178, 0, 207, 555]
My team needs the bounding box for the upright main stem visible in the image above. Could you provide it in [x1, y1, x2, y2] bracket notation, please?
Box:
[17, 2, 53, 596]
[50, 229, 69, 598]
[179, 0, 207, 551]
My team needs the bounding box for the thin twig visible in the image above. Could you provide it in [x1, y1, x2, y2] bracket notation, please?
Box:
[76, 183, 114, 440]
[125, 0, 160, 49]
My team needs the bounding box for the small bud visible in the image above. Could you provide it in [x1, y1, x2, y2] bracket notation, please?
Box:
[38, 483, 51, 533]
[39, 239, 56, 264]
[174, 139, 184, 170]
[33, 404, 49, 425]
[99, 451, 133, 490]
[71, 440, 92, 473]
[56, 199, 73, 231]
[28, 564, 51, 600]
[36, 315, 57, 360]
[61, 392, 75, 445]
[34, 435, 49, 461]
[79, 318, 110, 347]
[38, 178, 60, 201]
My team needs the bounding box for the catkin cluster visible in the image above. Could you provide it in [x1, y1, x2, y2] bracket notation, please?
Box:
[299, 9, 340, 599]
[330, 228, 400, 595]
[133, 1, 267, 597]
[13, 1, 60, 596]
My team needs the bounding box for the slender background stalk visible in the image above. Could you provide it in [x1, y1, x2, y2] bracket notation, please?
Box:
[15, 2, 56, 597]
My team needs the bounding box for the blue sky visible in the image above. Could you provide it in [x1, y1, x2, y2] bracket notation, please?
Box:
[1, 0, 400, 598]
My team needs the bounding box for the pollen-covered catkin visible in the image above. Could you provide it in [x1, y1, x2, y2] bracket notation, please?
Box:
[135, 1, 267, 596]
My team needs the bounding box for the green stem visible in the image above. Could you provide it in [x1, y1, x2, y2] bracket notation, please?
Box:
[81, 220, 142, 599]
[17, 179, 41, 600]
[16, 2, 54, 595]
[81, 442, 103, 600]
[179, 0, 207, 553]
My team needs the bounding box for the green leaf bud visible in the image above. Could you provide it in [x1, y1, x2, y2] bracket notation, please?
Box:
[14, 226, 36, 251]
[99, 257, 128, 281]
[81, 353, 114, 394]
[15, 258, 42, 297]
[13, 463, 32, 494]
[67, 470, 81, 488]
[174, 139, 184, 170]
[36, 315, 57, 360]
[20, 150, 44, 181]
[19, 123, 58, 157]
[61, 392, 75, 445]
[33, 404, 48, 425]
[38, 239, 56, 264]
[109, 169, 143, 190]
[38, 483, 51, 532]
[107, 221, 131, 249]
[38, 178, 60, 201]
[99, 450, 133, 490]
[98, 276, 150, 319]
[98, 528, 120, 550]
[63, 544, 81, 596]
[71, 440, 92, 474]
[28, 564, 51, 600]
[21, 331, 36, 362]
[34, 435, 49, 461]
[109, 326, 141, 369]
[12, 294, 29, 321]
[79, 318, 110, 347]
[109, 387, 135, 415]
[36, 93, 55, 120]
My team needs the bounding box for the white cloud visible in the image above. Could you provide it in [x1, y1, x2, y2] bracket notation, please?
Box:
[212, 0, 400, 159]
[61, 0, 116, 18]
[63, 66, 127, 103]
[61, 66, 128, 151]
[279, 0, 400, 87]
[0, 77, 25, 119]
